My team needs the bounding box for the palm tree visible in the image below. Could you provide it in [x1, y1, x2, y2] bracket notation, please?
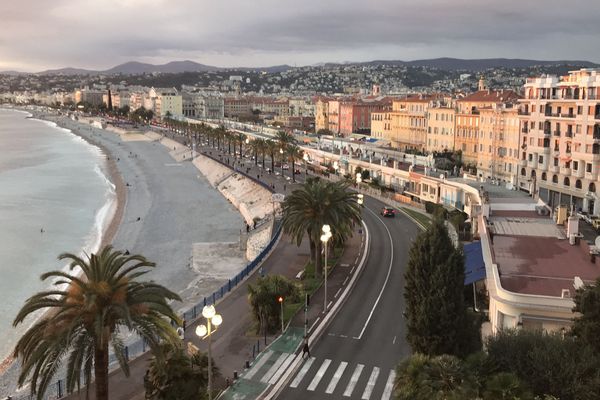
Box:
[255, 138, 268, 168]
[275, 131, 294, 177]
[281, 178, 361, 276]
[13, 246, 181, 400]
[235, 133, 247, 159]
[266, 140, 278, 173]
[286, 144, 303, 183]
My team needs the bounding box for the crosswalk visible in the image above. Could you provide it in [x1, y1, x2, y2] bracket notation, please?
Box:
[289, 357, 396, 399]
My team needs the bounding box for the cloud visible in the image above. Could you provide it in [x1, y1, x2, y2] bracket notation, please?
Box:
[0, 0, 599, 71]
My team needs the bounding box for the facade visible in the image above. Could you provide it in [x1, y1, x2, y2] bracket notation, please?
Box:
[224, 97, 252, 117]
[151, 88, 182, 118]
[426, 106, 456, 153]
[389, 97, 431, 151]
[519, 68, 600, 214]
[476, 106, 520, 185]
[327, 100, 342, 135]
[338, 98, 391, 136]
[371, 110, 392, 140]
[315, 98, 330, 132]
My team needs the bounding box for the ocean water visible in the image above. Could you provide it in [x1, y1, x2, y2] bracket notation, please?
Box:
[0, 109, 115, 362]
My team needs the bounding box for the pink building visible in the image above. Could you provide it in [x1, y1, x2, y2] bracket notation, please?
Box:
[338, 98, 392, 136]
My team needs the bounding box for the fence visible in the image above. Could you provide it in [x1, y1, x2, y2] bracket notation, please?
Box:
[7, 147, 283, 400]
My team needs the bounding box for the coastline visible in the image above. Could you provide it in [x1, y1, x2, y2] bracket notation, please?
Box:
[0, 110, 127, 376]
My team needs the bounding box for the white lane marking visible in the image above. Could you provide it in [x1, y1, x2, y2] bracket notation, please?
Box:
[381, 370, 397, 400]
[307, 359, 331, 391]
[244, 350, 273, 379]
[268, 353, 295, 384]
[343, 277, 349, 286]
[260, 353, 289, 383]
[325, 361, 348, 394]
[335, 288, 342, 298]
[164, 163, 182, 167]
[393, 336, 397, 344]
[361, 367, 380, 399]
[350, 266, 355, 274]
[290, 357, 315, 388]
[354, 208, 395, 340]
[328, 301, 333, 310]
[343, 364, 364, 397]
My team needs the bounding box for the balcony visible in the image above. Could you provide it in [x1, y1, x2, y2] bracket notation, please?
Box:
[521, 126, 529, 134]
[565, 131, 573, 138]
[553, 130, 561, 136]
[519, 159, 527, 167]
[550, 165, 560, 173]
[574, 168, 585, 178]
[518, 109, 531, 116]
[528, 159, 538, 169]
[560, 113, 575, 118]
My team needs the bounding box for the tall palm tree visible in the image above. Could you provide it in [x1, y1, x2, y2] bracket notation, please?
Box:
[282, 178, 361, 276]
[235, 133, 247, 159]
[266, 139, 278, 173]
[255, 138, 268, 168]
[275, 131, 294, 177]
[286, 144, 303, 183]
[13, 246, 181, 400]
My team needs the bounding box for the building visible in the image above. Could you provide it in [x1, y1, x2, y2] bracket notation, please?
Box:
[389, 96, 432, 151]
[426, 106, 456, 153]
[519, 68, 600, 214]
[338, 98, 392, 136]
[371, 110, 392, 140]
[315, 97, 330, 132]
[327, 100, 342, 135]
[224, 97, 252, 117]
[476, 105, 520, 185]
[75, 89, 105, 106]
[456, 87, 520, 166]
[150, 88, 182, 118]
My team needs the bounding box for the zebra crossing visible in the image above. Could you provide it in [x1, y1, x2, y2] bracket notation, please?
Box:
[288, 357, 396, 399]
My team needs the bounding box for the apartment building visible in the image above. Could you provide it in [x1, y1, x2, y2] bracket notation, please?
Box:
[519, 68, 600, 214]
[327, 100, 342, 135]
[150, 88, 182, 118]
[315, 97, 331, 132]
[389, 96, 431, 151]
[224, 97, 252, 117]
[371, 110, 392, 140]
[338, 98, 392, 136]
[426, 106, 456, 153]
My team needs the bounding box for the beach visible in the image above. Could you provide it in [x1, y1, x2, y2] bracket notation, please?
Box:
[0, 108, 273, 396]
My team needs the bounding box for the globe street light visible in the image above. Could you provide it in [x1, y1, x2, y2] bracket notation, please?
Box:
[303, 153, 309, 179]
[321, 225, 332, 313]
[333, 161, 339, 178]
[195, 305, 223, 400]
[357, 193, 364, 206]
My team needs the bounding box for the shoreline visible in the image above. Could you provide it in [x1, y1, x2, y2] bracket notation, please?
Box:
[0, 110, 127, 376]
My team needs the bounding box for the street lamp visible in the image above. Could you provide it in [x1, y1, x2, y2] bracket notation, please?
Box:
[356, 172, 362, 185]
[321, 224, 332, 313]
[333, 161, 339, 178]
[278, 296, 284, 333]
[195, 305, 223, 400]
[357, 193, 364, 206]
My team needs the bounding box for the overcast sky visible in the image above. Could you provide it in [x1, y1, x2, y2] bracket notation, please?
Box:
[1, 0, 600, 72]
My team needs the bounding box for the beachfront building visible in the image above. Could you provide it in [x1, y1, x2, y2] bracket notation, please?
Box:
[75, 88, 105, 107]
[289, 97, 315, 117]
[456, 87, 520, 167]
[224, 97, 252, 117]
[338, 97, 392, 136]
[519, 68, 600, 214]
[371, 110, 393, 140]
[149, 87, 182, 118]
[389, 96, 432, 151]
[315, 97, 331, 132]
[327, 99, 342, 134]
[426, 105, 456, 153]
[476, 105, 520, 185]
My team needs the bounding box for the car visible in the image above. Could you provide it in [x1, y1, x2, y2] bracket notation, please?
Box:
[381, 207, 396, 217]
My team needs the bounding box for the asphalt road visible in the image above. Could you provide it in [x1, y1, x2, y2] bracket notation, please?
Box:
[278, 196, 420, 400]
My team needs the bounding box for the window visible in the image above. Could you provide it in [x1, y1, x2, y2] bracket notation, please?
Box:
[564, 177, 570, 186]
[539, 156, 544, 164]
[552, 174, 558, 183]
[542, 172, 547, 181]
[521, 168, 526, 176]
[587, 163, 593, 173]
[578, 106, 583, 115]
[576, 179, 582, 189]
[573, 161, 579, 171]
[528, 154, 533, 161]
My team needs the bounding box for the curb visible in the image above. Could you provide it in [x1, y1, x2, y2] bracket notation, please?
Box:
[260, 219, 371, 399]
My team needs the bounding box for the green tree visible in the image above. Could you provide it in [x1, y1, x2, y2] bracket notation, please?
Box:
[145, 344, 217, 400]
[572, 276, 600, 353]
[483, 372, 533, 400]
[247, 275, 300, 334]
[286, 144, 304, 183]
[281, 178, 361, 276]
[13, 246, 181, 400]
[486, 329, 600, 400]
[404, 215, 477, 357]
[266, 139, 278, 173]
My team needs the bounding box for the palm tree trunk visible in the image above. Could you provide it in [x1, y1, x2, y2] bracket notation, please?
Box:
[94, 343, 109, 400]
[292, 159, 296, 182]
[271, 153, 275, 173]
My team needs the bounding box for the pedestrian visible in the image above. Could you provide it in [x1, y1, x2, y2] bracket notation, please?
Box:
[253, 220, 257, 229]
[182, 318, 187, 332]
[302, 337, 310, 359]
[246, 223, 250, 233]
[259, 266, 265, 278]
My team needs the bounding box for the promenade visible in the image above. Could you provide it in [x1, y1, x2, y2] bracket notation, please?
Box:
[59, 123, 366, 399]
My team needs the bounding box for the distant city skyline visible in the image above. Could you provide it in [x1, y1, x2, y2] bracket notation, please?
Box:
[1, 0, 600, 72]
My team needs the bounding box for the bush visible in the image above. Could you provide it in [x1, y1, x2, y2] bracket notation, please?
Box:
[248, 275, 301, 334]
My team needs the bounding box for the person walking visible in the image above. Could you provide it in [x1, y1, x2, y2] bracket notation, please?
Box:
[302, 337, 310, 359]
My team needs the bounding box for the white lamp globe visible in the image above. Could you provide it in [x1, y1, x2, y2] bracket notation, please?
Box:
[196, 324, 207, 337]
[202, 305, 216, 319]
[322, 224, 331, 234]
[212, 314, 223, 326]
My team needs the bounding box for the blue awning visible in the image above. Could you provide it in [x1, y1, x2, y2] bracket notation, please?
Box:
[366, 138, 378, 143]
[464, 241, 486, 285]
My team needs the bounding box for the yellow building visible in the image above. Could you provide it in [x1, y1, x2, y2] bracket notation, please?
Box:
[426, 106, 456, 153]
[315, 98, 330, 132]
[371, 111, 392, 140]
[477, 106, 520, 185]
[389, 96, 431, 151]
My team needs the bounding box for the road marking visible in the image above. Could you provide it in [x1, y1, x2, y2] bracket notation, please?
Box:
[381, 370, 397, 400]
[290, 357, 315, 388]
[328, 300, 333, 310]
[244, 350, 272, 379]
[325, 361, 348, 394]
[393, 336, 397, 344]
[335, 288, 342, 298]
[343, 364, 364, 397]
[307, 359, 331, 391]
[354, 208, 395, 340]
[361, 367, 380, 399]
[260, 353, 289, 382]
[350, 266, 355, 274]
[164, 163, 182, 167]
[343, 277, 349, 286]
[339, 334, 348, 338]
[268, 353, 295, 384]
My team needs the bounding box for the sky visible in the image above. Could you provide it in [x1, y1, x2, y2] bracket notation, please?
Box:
[1, 0, 600, 72]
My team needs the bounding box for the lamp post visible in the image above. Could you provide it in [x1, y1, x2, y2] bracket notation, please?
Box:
[321, 224, 332, 313]
[195, 305, 223, 400]
[333, 161, 339, 179]
[278, 296, 284, 333]
[303, 153, 309, 180]
[357, 193, 364, 206]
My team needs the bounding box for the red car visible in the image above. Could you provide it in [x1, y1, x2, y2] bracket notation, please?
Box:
[381, 207, 396, 217]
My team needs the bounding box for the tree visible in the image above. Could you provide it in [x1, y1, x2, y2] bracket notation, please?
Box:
[281, 178, 361, 276]
[404, 215, 477, 357]
[13, 246, 181, 400]
[247, 275, 300, 334]
[266, 139, 278, 173]
[486, 329, 600, 400]
[286, 144, 303, 183]
[145, 343, 217, 400]
[572, 276, 600, 353]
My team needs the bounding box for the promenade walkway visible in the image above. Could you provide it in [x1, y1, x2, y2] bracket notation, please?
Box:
[64, 126, 366, 400]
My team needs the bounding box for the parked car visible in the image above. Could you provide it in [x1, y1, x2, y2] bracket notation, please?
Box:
[381, 207, 396, 217]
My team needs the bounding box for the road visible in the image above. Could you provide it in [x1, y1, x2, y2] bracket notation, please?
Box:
[277, 196, 420, 400]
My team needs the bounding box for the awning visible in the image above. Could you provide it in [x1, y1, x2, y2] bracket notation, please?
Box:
[366, 138, 378, 143]
[464, 241, 486, 285]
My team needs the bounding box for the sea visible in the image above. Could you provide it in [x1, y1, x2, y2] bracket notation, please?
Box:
[0, 108, 116, 363]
